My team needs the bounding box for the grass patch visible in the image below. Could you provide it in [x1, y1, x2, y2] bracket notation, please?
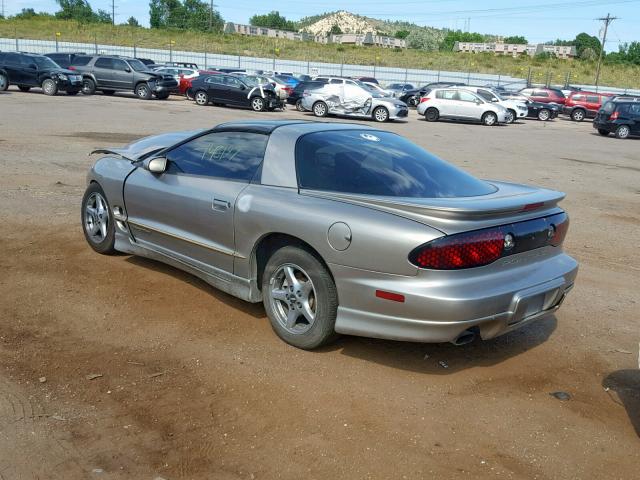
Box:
[1, 17, 638, 89]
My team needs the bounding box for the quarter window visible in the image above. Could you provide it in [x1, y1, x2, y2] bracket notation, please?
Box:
[166, 132, 268, 182]
[95, 57, 113, 69]
[436, 89, 457, 100]
[586, 96, 599, 103]
[205, 75, 223, 84]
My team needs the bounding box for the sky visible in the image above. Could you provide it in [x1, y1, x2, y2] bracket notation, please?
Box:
[4, 0, 640, 51]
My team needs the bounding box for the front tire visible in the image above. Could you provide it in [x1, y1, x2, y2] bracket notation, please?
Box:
[482, 111, 498, 126]
[571, 109, 586, 122]
[615, 125, 630, 139]
[135, 83, 152, 100]
[82, 78, 96, 95]
[81, 183, 116, 255]
[506, 109, 516, 124]
[251, 96, 265, 112]
[42, 78, 58, 96]
[0, 73, 9, 91]
[407, 95, 418, 107]
[424, 107, 439, 122]
[372, 106, 389, 122]
[262, 246, 338, 350]
[194, 90, 209, 106]
[295, 99, 305, 112]
[537, 108, 551, 121]
[313, 101, 328, 117]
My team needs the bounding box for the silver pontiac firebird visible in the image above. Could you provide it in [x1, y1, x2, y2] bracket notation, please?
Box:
[82, 120, 578, 349]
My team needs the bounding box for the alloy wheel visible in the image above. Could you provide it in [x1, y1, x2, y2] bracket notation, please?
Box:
[252, 97, 264, 111]
[506, 110, 515, 123]
[84, 192, 109, 244]
[538, 109, 550, 121]
[374, 107, 389, 122]
[0, 74, 8, 91]
[313, 102, 327, 117]
[195, 91, 208, 105]
[572, 110, 585, 121]
[616, 125, 630, 139]
[268, 264, 317, 335]
[484, 112, 497, 126]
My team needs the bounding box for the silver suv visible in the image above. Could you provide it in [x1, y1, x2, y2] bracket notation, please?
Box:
[417, 87, 508, 126]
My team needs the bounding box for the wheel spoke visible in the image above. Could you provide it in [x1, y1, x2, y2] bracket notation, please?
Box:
[283, 266, 301, 291]
[301, 280, 314, 298]
[300, 300, 315, 323]
[271, 288, 288, 302]
[285, 308, 299, 329]
[99, 219, 107, 239]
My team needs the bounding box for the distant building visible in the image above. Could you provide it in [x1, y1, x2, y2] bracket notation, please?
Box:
[224, 22, 406, 49]
[454, 41, 576, 59]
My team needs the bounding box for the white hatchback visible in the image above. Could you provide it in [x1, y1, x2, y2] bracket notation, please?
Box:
[417, 88, 508, 126]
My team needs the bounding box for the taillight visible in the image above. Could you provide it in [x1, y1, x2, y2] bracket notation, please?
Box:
[410, 229, 504, 270]
[420, 97, 430, 103]
[68, 66, 76, 70]
[409, 213, 569, 270]
[609, 110, 619, 120]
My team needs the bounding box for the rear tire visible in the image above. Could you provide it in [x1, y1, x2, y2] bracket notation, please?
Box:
[313, 101, 328, 117]
[506, 109, 516, 124]
[407, 95, 418, 107]
[372, 106, 389, 122]
[42, 78, 58, 96]
[295, 99, 305, 112]
[81, 183, 116, 255]
[615, 125, 630, 139]
[18, 85, 31, 92]
[262, 246, 338, 350]
[135, 82, 152, 100]
[194, 90, 209, 106]
[537, 108, 551, 121]
[424, 107, 439, 122]
[82, 78, 96, 95]
[482, 111, 498, 126]
[571, 109, 586, 122]
[597, 128, 610, 136]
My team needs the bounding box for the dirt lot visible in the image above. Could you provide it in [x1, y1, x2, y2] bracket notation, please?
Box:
[0, 90, 638, 480]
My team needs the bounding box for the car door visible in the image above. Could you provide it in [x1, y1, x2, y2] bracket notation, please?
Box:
[223, 76, 248, 105]
[456, 90, 485, 120]
[1, 53, 25, 85]
[92, 57, 115, 87]
[629, 104, 640, 134]
[123, 131, 268, 274]
[435, 89, 459, 117]
[110, 58, 134, 90]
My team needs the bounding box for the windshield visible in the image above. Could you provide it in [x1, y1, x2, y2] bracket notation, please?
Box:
[34, 56, 60, 70]
[296, 130, 497, 198]
[129, 59, 148, 71]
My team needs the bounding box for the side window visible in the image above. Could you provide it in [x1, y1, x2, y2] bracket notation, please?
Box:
[457, 91, 479, 103]
[329, 79, 343, 84]
[224, 76, 242, 88]
[94, 58, 113, 69]
[166, 132, 268, 182]
[205, 76, 222, 84]
[586, 96, 599, 103]
[112, 59, 129, 71]
[436, 90, 456, 100]
[534, 90, 549, 97]
[629, 104, 640, 116]
[5, 53, 23, 65]
[520, 89, 533, 96]
[572, 95, 585, 102]
[476, 90, 494, 101]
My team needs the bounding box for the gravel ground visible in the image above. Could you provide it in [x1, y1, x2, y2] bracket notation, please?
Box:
[0, 89, 639, 480]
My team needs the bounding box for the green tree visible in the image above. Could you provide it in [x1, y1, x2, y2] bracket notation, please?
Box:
[55, 0, 110, 23]
[394, 29, 410, 39]
[12, 8, 44, 19]
[503, 35, 527, 44]
[439, 30, 485, 51]
[249, 11, 296, 31]
[574, 32, 601, 59]
[407, 30, 440, 51]
[149, 0, 223, 31]
[126, 16, 140, 27]
[329, 24, 342, 35]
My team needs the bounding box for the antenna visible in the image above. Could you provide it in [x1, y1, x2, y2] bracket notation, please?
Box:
[594, 13, 618, 89]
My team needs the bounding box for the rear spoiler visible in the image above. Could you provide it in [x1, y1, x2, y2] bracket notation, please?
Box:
[90, 148, 137, 162]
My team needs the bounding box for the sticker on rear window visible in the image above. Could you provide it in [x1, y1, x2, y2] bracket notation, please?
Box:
[360, 133, 380, 142]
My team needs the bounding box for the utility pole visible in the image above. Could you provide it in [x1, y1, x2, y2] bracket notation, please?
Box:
[112, 0, 115, 25]
[209, 1, 218, 31]
[594, 13, 617, 90]
[1, 0, 5, 19]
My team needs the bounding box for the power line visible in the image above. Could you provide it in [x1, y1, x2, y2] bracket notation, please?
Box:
[594, 13, 618, 89]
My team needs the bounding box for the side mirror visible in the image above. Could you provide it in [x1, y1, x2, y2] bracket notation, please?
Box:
[124, 67, 131, 73]
[144, 156, 167, 174]
[28, 63, 38, 70]
[476, 100, 483, 105]
[239, 84, 246, 90]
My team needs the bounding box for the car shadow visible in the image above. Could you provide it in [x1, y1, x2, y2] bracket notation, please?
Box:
[318, 315, 557, 374]
[602, 370, 640, 438]
[125, 255, 266, 319]
[589, 132, 640, 140]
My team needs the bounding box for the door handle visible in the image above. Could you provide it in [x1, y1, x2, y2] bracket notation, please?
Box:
[212, 197, 231, 211]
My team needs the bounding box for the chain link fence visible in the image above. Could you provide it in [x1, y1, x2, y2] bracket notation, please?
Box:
[2, 36, 639, 96]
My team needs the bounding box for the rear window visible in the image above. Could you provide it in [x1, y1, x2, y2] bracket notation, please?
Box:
[602, 102, 616, 113]
[295, 130, 497, 198]
[586, 95, 599, 103]
[571, 94, 585, 102]
[71, 55, 92, 66]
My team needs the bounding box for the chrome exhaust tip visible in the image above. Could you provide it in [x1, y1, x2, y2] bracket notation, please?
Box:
[451, 330, 476, 346]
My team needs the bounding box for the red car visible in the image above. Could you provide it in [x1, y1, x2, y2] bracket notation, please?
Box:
[562, 91, 614, 121]
[180, 70, 220, 96]
[519, 87, 566, 105]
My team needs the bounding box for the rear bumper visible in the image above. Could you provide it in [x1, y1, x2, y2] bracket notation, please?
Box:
[331, 249, 578, 343]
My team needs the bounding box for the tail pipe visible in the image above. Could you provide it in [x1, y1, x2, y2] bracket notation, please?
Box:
[451, 329, 476, 346]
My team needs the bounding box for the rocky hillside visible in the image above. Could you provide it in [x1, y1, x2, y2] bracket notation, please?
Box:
[298, 11, 376, 35]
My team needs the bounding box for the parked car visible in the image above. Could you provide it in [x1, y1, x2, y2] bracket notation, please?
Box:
[460, 86, 528, 123]
[0, 67, 9, 92]
[136, 58, 156, 66]
[354, 76, 378, 84]
[313, 76, 361, 86]
[73, 55, 178, 99]
[152, 66, 199, 93]
[562, 91, 614, 121]
[417, 87, 508, 126]
[82, 120, 577, 349]
[0, 51, 83, 95]
[363, 82, 393, 97]
[400, 82, 466, 107]
[274, 74, 300, 87]
[593, 99, 640, 139]
[301, 82, 408, 122]
[295, 74, 312, 82]
[164, 61, 198, 69]
[387, 83, 415, 97]
[190, 73, 283, 111]
[240, 74, 291, 101]
[45, 52, 86, 69]
[501, 92, 560, 121]
[518, 87, 566, 105]
[287, 80, 327, 111]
